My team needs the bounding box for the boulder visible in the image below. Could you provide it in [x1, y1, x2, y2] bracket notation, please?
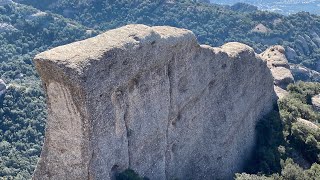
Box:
[33, 24, 276, 180]
[260, 45, 294, 97]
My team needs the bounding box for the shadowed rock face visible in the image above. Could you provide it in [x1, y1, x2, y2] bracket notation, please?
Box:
[33, 24, 276, 180]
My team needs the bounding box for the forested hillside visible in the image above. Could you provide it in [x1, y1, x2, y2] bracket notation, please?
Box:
[0, 0, 320, 179]
[212, 0, 320, 15]
[13, 0, 320, 75]
[0, 3, 95, 178]
[236, 82, 320, 179]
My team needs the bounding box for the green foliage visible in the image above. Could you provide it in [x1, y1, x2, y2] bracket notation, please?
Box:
[116, 169, 147, 180]
[241, 82, 320, 179]
[280, 159, 305, 180]
[0, 3, 95, 179]
[0, 83, 46, 178]
[291, 120, 320, 163]
[0, 0, 320, 179]
[279, 82, 320, 164]
[236, 159, 320, 180]
[16, 0, 320, 72]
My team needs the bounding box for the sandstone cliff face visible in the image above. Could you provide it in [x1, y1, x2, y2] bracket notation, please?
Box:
[33, 24, 276, 180]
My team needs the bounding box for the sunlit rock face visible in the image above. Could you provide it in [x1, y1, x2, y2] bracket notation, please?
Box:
[33, 24, 276, 180]
[0, 79, 7, 96]
[260, 45, 294, 99]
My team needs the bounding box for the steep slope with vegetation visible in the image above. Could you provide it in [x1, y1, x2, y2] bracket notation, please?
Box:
[237, 82, 320, 179]
[0, 3, 95, 179]
[14, 0, 320, 73]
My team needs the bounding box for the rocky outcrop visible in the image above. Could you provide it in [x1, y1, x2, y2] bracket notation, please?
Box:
[251, 23, 270, 34]
[0, 23, 17, 32]
[296, 35, 310, 55]
[312, 95, 320, 111]
[285, 46, 297, 62]
[260, 45, 294, 98]
[296, 118, 319, 132]
[0, 79, 7, 96]
[33, 24, 276, 180]
[290, 64, 320, 82]
[311, 31, 320, 47]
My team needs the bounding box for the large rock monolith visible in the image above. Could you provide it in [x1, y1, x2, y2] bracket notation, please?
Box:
[33, 24, 276, 180]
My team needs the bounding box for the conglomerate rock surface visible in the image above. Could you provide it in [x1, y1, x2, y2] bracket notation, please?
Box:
[33, 24, 276, 180]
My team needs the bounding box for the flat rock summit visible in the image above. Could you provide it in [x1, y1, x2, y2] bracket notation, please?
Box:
[33, 24, 277, 180]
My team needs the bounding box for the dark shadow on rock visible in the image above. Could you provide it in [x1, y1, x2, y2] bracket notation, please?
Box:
[243, 107, 286, 175]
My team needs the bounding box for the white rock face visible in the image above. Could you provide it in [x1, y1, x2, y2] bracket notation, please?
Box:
[0, 23, 17, 32]
[0, 79, 7, 96]
[33, 24, 276, 180]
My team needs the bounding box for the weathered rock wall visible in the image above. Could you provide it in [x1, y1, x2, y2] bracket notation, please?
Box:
[33, 24, 276, 180]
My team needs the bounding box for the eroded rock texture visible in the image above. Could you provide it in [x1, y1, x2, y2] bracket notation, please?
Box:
[260, 45, 294, 99]
[33, 24, 276, 180]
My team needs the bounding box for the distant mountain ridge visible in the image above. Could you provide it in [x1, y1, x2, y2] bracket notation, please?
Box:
[13, 0, 320, 74]
[1, 0, 320, 179]
[211, 0, 320, 15]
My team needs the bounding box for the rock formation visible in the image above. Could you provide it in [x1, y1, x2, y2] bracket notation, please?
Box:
[290, 64, 320, 82]
[285, 46, 297, 62]
[33, 24, 276, 180]
[312, 95, 320, 111]
[0, 79, 7, 96]
[297, 118, 319, 131]
[260, 45, 294, 99]
[251, 23, 270, 34]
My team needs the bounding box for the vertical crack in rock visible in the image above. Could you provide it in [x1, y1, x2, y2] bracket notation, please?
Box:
[88, 148, 93, 179]
[165, 56, 174, 179]
[111, 88, 131, 172]
[123, 103, 131, 167]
